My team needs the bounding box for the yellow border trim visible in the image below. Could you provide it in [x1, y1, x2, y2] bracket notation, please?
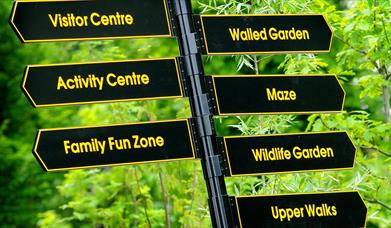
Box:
[33, 119, 197, 172]
[235, 191, 368, 228]
[199, 14, 333, 55]
[10, 0, 173, 43]
[210, 74, 346, 116]
[223, 131, 357, 177]
[22, 58, 184, 108]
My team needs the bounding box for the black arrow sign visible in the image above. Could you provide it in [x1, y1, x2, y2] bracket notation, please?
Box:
[233, 191, 367, 228]
[22, 58, 184, 107]
[33, 119, 196, 172]
[10, 0, 172, 43]
[208, 75, 345, 116]
[196, 14, 333, 55]
[222, 132, 356, 176]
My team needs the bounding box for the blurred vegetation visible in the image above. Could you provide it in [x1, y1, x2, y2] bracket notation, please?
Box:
[0, 0, 390, 227]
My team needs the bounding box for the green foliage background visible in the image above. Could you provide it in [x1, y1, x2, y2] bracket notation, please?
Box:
[0, 0, 390, 227]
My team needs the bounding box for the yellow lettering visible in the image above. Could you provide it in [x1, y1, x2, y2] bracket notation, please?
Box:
[266, 88, 296, 101]
[108, 137, 116, 150]
[64, 141, 70, 154]
[133, 135, 165, 149]
[303, 30, 310, 39]
[90, 12, 101, 26]
[271, 206, 305, 222]
[90, 12, 133, 27]
[106, 73, 117, 86]
[252, 149, 263, 161]
[269, 27, 278, 40]
[293, 146, 334, 159]
[269, 28, 310, 40]
[229, 28, 240, 41]
[57, 77, 67, 90]
[156, 136, 164, 147]
[100, 15, 109, 26]
[106, 73, 150, 87]
[48, 14, 58, 27]
[125, 14, 134, 24]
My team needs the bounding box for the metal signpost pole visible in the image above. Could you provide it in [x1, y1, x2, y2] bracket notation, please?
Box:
[170, 0, 232, 227]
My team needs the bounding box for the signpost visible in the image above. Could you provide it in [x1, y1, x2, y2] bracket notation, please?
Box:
[9, 0, 368, 227]
[222, 132, 356, 176]
[233, 191, 367, 228]
[33, 119, 196, 172]
[22, 58, 184, 107]
[196, 14, 333, 55]
[10, 0, 172, 42]
[208, 75, 345, 116]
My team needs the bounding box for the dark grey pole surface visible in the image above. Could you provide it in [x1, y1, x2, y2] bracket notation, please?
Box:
[170, 0, 233, 227]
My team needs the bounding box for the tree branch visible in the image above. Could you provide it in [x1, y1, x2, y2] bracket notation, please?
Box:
[135, 167, 152, 228]
[123, 168, 130, 227]
[336, 35, 391, 123]
[253, 55, 259, 75]
[319, 116, 334, 130]
[382, 86, 391, 123]
[335, 35, 368, 56]
[158, 165, 171, 228]
[374, 62, 391, 123]
[366, 198, 391, 211]
[185, 163, 198, 228]
[361, 146, 391, 157]
[382, 19, 390, 45]
[130, 168, 139, 228]
[356, 161, 388, 180]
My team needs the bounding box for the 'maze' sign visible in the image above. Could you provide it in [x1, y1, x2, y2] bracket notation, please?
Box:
[209, 75, 345, 116]
[197, 14, 332, 55]
[10, 0, 172, 42]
